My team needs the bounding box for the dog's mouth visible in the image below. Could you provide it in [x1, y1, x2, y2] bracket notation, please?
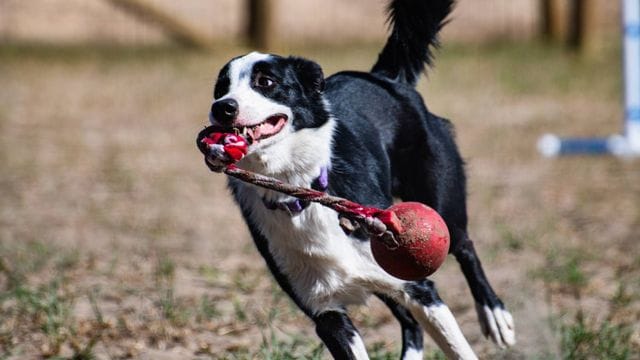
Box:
[233, 114, 288, 145]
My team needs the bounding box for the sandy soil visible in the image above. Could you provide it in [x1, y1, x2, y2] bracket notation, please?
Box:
[0, 42, 639, 359]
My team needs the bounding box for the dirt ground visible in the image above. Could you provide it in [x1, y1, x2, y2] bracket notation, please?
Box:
[1, 42, 639, 359]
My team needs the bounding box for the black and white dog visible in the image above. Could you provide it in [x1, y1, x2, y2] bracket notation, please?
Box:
[200, 1, 515, 358]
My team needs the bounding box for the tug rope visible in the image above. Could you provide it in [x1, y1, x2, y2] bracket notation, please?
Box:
[197, 127, 400, 247]
[224, 164, 390, 235]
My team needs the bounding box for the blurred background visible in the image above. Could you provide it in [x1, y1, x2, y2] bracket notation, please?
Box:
[1, 0, 639, 359]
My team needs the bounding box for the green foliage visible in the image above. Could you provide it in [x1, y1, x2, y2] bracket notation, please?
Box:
[13, 280, 71, 340]
[560, 317, 632, 360]
[232, 298, 248, 322]
[158, 288, 189, 326]
[222, 331, 324, 360]
[368, 342, 400, 360]
[536, 249, 588, 296]
[196, 295, 220, 322]
[3, 280, 94, 358]
[155, 254, 176, 282]
[257, 333, 324, 360]
[0, 241, 56, 290]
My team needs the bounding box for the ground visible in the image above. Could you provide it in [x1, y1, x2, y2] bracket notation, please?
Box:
[0, 42, 639, 359]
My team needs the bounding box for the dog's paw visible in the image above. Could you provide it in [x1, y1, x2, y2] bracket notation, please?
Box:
[475, 302, 515, 348]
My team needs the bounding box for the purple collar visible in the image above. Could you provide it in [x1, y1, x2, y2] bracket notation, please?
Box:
[262, 167, 328, 215]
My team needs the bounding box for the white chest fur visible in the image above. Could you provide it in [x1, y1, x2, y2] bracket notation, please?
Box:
[231, 119, 402, 312]
[236, 183, 399, 312]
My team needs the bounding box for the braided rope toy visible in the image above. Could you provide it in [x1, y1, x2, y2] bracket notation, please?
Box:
[197, 126, 450, 280]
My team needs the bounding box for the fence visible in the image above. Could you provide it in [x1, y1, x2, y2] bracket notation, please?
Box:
[0, 0, 621, 48]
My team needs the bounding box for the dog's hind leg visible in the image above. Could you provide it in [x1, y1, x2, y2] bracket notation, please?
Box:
[391, 123, 515, 349]
[450, 229, 516, 348]
[401, 280, 477, 360]
[376, 293, 424, 360]
[313, 310, 369, 360]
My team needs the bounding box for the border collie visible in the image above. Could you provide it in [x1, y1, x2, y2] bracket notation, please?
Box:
[199, 1, 515, 358]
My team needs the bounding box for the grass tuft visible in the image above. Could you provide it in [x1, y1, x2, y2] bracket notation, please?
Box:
[155, 255, 176, 283]
[561, 317, 632, 360]
[257, 332, 325, 360]
[536, 249, 589, 298]
[368, 342, 400, 360]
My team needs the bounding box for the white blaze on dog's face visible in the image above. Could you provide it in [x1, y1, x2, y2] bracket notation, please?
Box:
[210, 52, 333, 176]
[210, 52, 291, 147]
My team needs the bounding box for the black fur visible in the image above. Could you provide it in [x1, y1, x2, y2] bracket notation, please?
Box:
[213, 55, 330, 130]
[213, 60, 234, 100]
[372, 0, 455, 85]
[404, 280, 443, 307]
[314, 311, 362, 359]
[377, 293, 424, 358]
[251, 57, 328, 129]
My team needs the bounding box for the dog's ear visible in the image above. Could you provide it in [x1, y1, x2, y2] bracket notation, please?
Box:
[290, 57, 325, 95]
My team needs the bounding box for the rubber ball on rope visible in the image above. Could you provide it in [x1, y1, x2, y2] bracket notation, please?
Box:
[198, 129, 450, 281]
[371, 202, 450, 280]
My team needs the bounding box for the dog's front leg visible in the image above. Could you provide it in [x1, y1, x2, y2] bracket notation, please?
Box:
[451, 233, 515, 348]
[403, 280, 478, 360]
[376, 293, 424, 360]
[314, 310, 369, 360]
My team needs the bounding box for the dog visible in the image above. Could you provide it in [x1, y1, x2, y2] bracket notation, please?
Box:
[199, 1, 515, 358]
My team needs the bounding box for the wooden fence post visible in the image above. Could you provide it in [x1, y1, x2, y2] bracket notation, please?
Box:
[567, 0, 583, 48]
[541, 0, 598, 51]
[247, 0, 275, 50]
[540, 0, 554, 40]
[540, 0, 565, 42]
[568, 0, 599, 51]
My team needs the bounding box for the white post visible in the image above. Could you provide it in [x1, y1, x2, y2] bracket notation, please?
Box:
[537, 0, 639, 157]
[624, 0, 640, 154]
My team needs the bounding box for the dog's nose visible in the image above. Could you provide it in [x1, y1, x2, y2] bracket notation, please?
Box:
[211, 99, 239, 125]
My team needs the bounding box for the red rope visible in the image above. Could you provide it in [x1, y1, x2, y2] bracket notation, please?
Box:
[198, 128, 401, 245]
[224, 164, 389, 235]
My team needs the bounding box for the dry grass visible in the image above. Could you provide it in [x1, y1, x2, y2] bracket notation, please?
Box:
[1, 42, 639, 359]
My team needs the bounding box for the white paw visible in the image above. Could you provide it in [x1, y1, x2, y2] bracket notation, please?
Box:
[475, 303, 516, 348]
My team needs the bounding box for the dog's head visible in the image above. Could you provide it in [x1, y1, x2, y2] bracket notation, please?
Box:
[209, 52, 329, 153]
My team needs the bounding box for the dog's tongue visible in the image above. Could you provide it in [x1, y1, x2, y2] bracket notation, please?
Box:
[258, 117, 286, 140]
[242, 116, 287, 143]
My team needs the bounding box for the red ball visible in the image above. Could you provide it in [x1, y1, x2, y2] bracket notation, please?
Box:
[370, 202, 450, 281]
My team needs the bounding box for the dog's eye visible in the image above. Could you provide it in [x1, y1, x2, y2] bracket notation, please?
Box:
[255, 73, 276, 88]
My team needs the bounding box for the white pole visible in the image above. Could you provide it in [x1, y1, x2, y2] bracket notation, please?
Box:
[624, 0, 640, 154]
[537, 0, 640, 157]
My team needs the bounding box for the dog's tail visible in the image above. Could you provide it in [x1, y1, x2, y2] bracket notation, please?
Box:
[371, 0, 454, 86]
